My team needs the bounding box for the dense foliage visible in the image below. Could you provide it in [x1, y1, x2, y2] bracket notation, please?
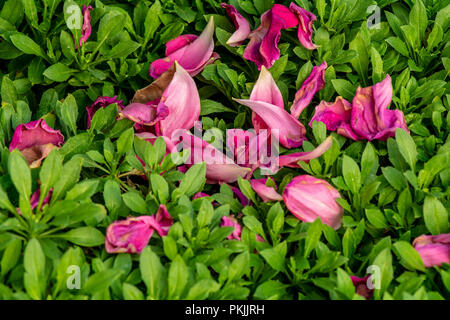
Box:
[0, 0, 449, 300]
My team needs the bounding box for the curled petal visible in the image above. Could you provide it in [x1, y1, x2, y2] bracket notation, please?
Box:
[146, 204, 173, 237]
[309, 97, 362, 140]
[149, 17, 218, 78]
[234, 98, 306, 149]
[221, 215, 242, 240]
[250, 66, 284, 131]
[221, 3, 251, 46]
[176, 130, 251, 184]
[289, 3, 317, 50]
[413, 234, 450, 268]
[193, 192, 210, 199]
[159, 63, 201, 138]
[279, 136, 332, 168]
[351, 74, 409, 141]
[291, 61, 327, 118]
[105, 216, 154, 254]
[9, 119, 64, 167]
[251, 177, 283, 202]
[165, 34, 198, 55]
[119, 102, 169, 126]
[243, 4, 298, 69]
[79, 5, 93, 46]
[283, 175, 343, 229]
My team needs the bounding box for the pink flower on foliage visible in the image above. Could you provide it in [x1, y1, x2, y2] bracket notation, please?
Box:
[105, 205, 173, 254]
[283, 175, 343, 229]
[149, 17, 219, 78]
[413, 234, 450, 268]
[350, 276, 374, 300]
[290, 61, 327, 119]
[243, 4, 298, 70]
[250, 177, 282, 202]
[221, 3, 251, 46]
[9, 119, 64, 168]
[310, 75, 409, 141]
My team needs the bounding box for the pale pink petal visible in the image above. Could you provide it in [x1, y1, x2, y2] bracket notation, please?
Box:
[221, 3, 251, 46]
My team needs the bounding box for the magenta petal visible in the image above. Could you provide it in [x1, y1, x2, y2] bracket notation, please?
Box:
[105, 216, 155, 254]
[283, 175, 343, 229]
[243, 4, 298, 69]
[221, 215, 242, 240]
[413, 234, 450, 268]
[251, 177, 282, 202]
[159, 63, 201, 138]
[309, 97, 363, 140]
[291, 61, 327, 119]
[350, 275, 373, 300]
[289, 3, 317, 50]
[351, 74, 409, 141]
[279, 136, 332, 168]
[178, 131, 251, 184]
[250, 66, 284, 131]
[9, 119, 64, 151]
[119, 102, 168, 126]
[80, 5, 93, 46]
[146, 204, 173, 237]
[234, 98, 306, 149]
[165, 34, 198, 56]
[221, 3, 251, 46]
[193, 192, 210, 199]
[149, 17, 217, 78]
[86, 95, 124, 129]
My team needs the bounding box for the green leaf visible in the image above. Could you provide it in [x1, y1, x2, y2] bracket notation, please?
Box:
[336, 268, 355, 299]
[372, 248, 393, 299]
[96, 11, 125, 50]
[423, 196, 448, 235]
[228, 251, 250, 281]
[168, 255, 188, 299]
[140, 246, 166, 299]
[122, 191, 147, 214]
[331, 79, 356, 101]
[304, 218, 322, 258]
[8, 149, 31, 199]
[200, 99, 235, 116]
[386, 37, 409, 57]
[342, 155, 361, 193]
[365, 208, 388, 229]
[395, 128, 417, 172]
[177, 163, 206, 197]
[23, 238, 45, 300]
[116, 127, 135, 155]
[84, 269, 122, 295]
[39, 149, 62, 207]
[60, 227, 105, 247]
[10, 33, 45, 58]
[259, 242, 287, 271]
[44, 63, 76, 82]
[1, 75, 17, 104]
[51, 156, 84, 202]
[393, 241, 426, 272]
[409, 0, 427, 43]
[1, 238, 22, 277]
[21, 0, 38, 28]
[123, 283, 144, 300]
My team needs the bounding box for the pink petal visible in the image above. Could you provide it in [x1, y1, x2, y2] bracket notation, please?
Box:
[9, 119, 64, 151]
[289, 3, 317, 50]
[80, 5, 93, 46]
[105, 216, 155, 254]
[278, 136, 332, 168]
[146, 204, 173, 237]
[149, 17, 217, 78]
[221, 215, 242, 240]
[351, 74, 409, 141]
[158, 63, 201, 138]
[243, 4, 298, 69]
[221, 3, 251, 46]
[413, 233, 450, 268]
[234, 98, 306, 149]
[250, 177, 283, 202]
[309, 97, 362, 140]
[290, 61, 327, 119]
[119, 102, 169, 126]
[250, 66, 284, 131]
[176, 130, 251, 184]
[165, 34, 198, 56]
[282, 175, 343, 229]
